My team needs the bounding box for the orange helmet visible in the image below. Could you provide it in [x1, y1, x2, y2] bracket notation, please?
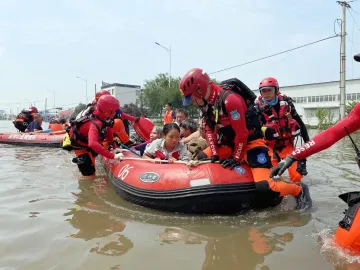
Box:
[29, 106, 38, 113]
[179, 68, 211, 106]
[94, 95, 120, 119]
[259, 77, 279, 93]
[95, 90, 111, 101]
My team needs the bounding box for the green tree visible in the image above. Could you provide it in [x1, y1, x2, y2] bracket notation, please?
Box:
[141, 73, 227, 118]
[315, 107, 334, 130]
[122, 103, 148, 117]
[142, 73, 199, 118]
[346, 100, 358, 115]
[70, 103, 87, 119]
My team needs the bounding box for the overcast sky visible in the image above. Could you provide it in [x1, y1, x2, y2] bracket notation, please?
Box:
[1, 0, 360, 113]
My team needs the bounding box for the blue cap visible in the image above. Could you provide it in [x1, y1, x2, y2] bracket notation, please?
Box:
[183, 95, 192, 106]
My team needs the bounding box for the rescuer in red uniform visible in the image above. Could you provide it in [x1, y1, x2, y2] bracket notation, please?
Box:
[179, 68, 312, 210]
[270, 53, 360, 254]
[68, 95, 124, 176]
[256, 77, 309, 182]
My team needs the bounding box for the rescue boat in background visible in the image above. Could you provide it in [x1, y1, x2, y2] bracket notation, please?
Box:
[0, 132, 64, 147]
[100, 151, 282, 214]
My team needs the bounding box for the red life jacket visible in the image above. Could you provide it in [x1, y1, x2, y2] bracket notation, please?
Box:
[257, 95, 300, 145]
[68, 115, 108, 148]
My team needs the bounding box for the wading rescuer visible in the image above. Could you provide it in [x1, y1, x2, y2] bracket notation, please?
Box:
[179, 68, 312, 210]
[64, 95, 124, 177]
[270, 53, 360, 254]
[256, 77, 309, 182]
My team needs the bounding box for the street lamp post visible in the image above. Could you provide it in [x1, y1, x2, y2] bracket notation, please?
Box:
[155, 42, 171, 88]
[46, 89, 56, 108]
[76, 76, 88, 103]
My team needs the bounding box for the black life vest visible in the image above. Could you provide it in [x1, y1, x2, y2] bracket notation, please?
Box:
[205, 78, 263, 142]
[68, 115, 109, 148]
[13, 110, 33, 132]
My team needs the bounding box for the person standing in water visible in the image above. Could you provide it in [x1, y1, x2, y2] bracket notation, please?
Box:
[256, 77, 309, 182]
[270, 53, 360, 255]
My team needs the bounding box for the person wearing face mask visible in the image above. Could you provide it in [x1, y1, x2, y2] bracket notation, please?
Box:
[256, 77, 309, 182]
[179, 68, 312, 210]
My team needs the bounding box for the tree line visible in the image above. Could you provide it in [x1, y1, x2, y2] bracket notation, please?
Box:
[70, 73, 220, 119]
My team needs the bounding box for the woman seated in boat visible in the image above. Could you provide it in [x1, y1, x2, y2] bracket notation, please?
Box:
[132, 126, 163, 156]
[180, 119, 208, 160]
[143, 123, 190, 163]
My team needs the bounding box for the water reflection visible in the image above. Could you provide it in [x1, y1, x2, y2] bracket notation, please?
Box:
[65, 178, 134, 257]
[159, 212, 312, 270]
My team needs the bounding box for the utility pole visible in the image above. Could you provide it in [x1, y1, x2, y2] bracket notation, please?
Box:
[338, 0, 350, 119]
[45, 98, 47, 122]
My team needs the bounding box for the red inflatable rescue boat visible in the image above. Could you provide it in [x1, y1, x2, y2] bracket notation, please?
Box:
[0, 132, 64, 147]
[100, 151, 282, 214]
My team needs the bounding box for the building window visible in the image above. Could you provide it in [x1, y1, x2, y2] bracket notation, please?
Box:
[316, 96, 320, 102]
[324, 95, 328, 102]
[347, 93, 351, 100]
[305, 109, 315, 118]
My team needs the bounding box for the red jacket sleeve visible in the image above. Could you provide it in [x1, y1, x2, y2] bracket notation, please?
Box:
[224, 93, 248, 162]
[121, 112, 137, 122]
[88, 119, 115, 159]
[292, 102, 360, 160]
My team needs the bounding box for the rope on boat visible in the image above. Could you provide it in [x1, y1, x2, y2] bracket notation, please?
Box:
[114, 149, 216, 166]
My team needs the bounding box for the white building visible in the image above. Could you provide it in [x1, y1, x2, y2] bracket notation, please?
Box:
[252, 78, 360, 126]
[101, 82, 142, 106]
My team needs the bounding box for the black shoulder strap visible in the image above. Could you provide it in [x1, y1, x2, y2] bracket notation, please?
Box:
[217, 89, 236, 116]
[89, 118, 102, 133]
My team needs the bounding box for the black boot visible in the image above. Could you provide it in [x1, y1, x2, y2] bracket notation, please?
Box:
[295, 182, 312, 210]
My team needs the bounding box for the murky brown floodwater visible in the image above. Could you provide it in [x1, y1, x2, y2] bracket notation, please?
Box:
[2, 120, 360, 270]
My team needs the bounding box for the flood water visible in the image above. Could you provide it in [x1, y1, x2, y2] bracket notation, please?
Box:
[2, 120, 360, 270]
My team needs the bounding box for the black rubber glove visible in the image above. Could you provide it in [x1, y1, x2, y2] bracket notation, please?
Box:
[270, 155, 298, 177]
[211, 155, 219, 163]
[296, 159, 308, 176]
[220, 158, 240, 170]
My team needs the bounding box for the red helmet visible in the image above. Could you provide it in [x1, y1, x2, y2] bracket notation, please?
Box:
[179, 68, 210, 106]
[95, 95, 120, 119]
[95, 90, 111, 101]
[29, 106, 38, 113]
[259, 77, 279, 92]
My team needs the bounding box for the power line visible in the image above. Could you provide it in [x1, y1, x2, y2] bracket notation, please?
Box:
[349, 7, 360, 31]
[209, 35, 340, 75]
